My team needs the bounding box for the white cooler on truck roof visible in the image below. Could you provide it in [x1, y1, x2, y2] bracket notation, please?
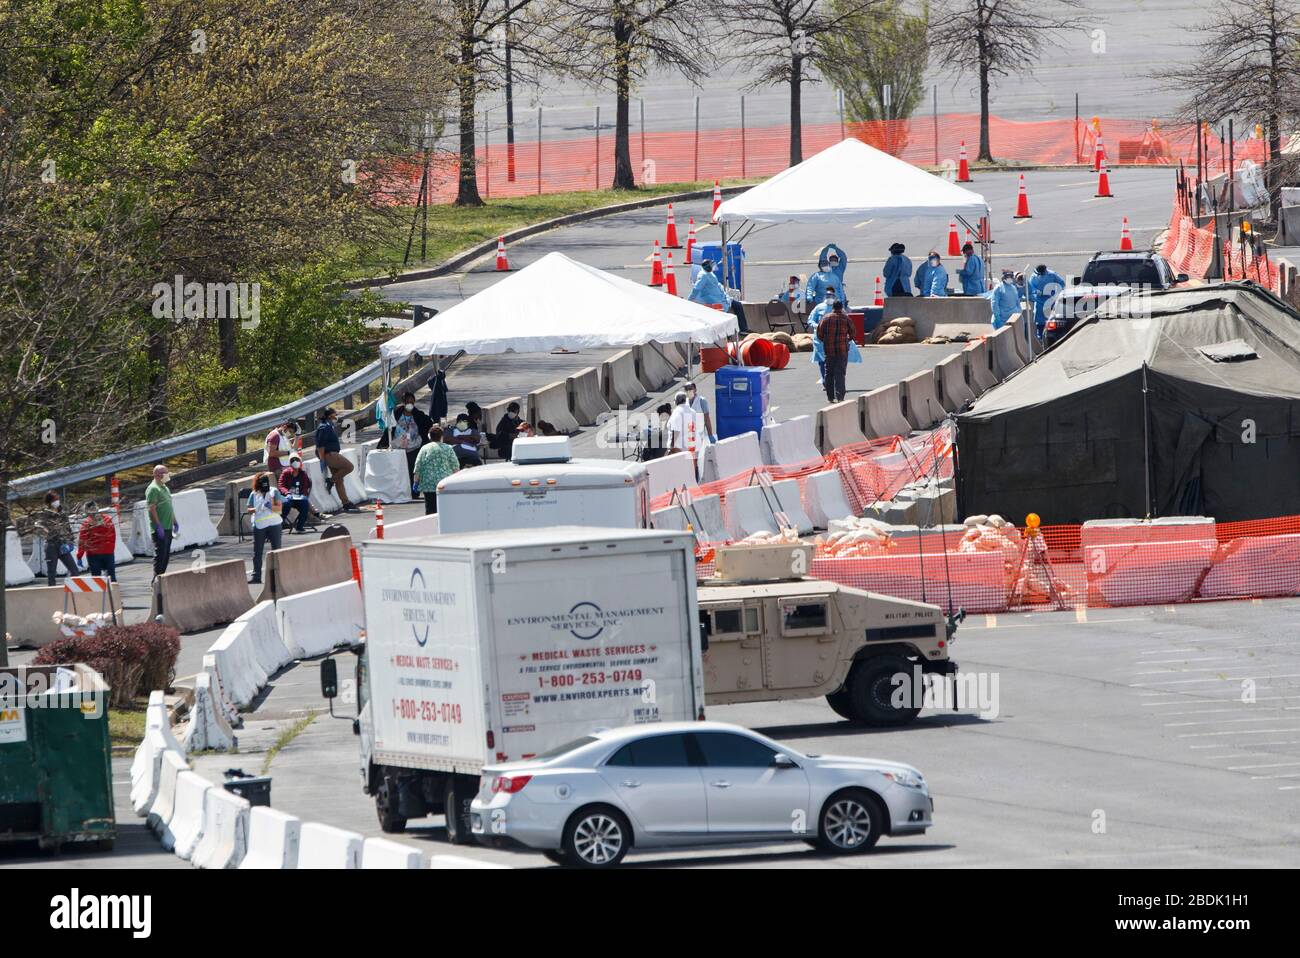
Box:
[359, 527, 705, 771]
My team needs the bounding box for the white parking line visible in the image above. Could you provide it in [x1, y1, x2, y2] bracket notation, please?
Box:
[1137, 656, 1252, 665]
[1165, 717, 1294, 728]
[1227, 762, 1300, 770]
[1178, 727, 1300, 738]
[1132, 673, 1300, 687]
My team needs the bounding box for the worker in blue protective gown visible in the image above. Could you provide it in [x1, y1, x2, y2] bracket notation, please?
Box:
[986, 270, 1021, 329]
[883, 243, 912, 297]
[957, 242, 986, 295]
[806, 286, 838, 384]
[806, 244, 849, 307]
[1027, 263, 1066, 335]
[917, 251, 948, 297]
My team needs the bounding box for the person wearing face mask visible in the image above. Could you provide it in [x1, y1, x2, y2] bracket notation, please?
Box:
[387, 390, 433, 487]
[314, 408, 358, 512]
[22, 491, 79, 585]
[75, 501, 118, 582]
[641, 403, 675, 461]
[413, 425, 460, 515]
[493, 401, 523, 461]
[883, 243, 912, 298]
[917, 252, 948, 297]
[683, 382, 716, 443]
[264, 420, 298, 476]
[807, 245, 849, 307]
[957, 242, 985, 296]
[447, 412, 483, 467]
[807, 285, 839, 385]
[986, 270, 1021, 329]
[246, 471, 285, 584]
[277, 455, 313, 533]
[146, 464, 179, 579]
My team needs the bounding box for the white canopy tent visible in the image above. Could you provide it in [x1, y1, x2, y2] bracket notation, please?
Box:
[712, 138, 994, 302]
[379, 251, 738, 360]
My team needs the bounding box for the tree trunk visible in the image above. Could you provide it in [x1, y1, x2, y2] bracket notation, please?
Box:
[455, 35, 484, 207]
[146, 321, 170, 432]
[0, 487, 7, 667]
[977, 56, 992, 162]
[612, 25, 635, 190]
[790, 54, 804, 166]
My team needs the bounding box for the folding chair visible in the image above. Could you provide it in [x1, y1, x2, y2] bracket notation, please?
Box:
[764, 300, 798, 335]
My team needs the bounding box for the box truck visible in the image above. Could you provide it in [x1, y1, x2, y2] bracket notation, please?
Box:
[434, 436, 651, 534]
[353, 527, 704, 842]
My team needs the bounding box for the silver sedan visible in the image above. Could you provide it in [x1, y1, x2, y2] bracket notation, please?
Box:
[469, 720, 932, 867]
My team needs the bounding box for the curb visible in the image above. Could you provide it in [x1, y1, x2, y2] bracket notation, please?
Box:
[347, 183, 753, 291]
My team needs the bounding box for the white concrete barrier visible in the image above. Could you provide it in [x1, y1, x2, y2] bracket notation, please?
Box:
[361, 837, 422, 869]
[171, 488, 221, 551]
[276, 580, 364, 659]
[363, 448, 413, 503]
[130, 726, 172, 817]
[202, 652, 240, 725]
[1199, 533, 1300, 599]
[934, 353, 976, 412]
[771, 479, 815, 535]
[209, 620, 267, 709]
[234, 601, 293, 679]
[900, 369, 945, 430]
[1080, 518, 1217, 606]
[761, 416, 822, 465]
[148, 750, 188, 839]
[304, 457, 343, 513]
[860, 385, 912, 439]
[566, 366, 611, 426]
[164, 770, 210, 859]
[989, 326, 1026, 379]
[726, 485, 779, 539]
[297, 822, 363, 869]
[645, 450, 697, 499]
[527, 379, 580, 434]
[367, 513, 439, 541]
[149, 689, 184, 752]
[602, 349, 647, 408]
[690, 494, 729, 542]
[339, 446, 368, 505]
[240, 806, 302, 869]
[1006, 313, 1033, 364]
[700, 432, 763, 483]
[428, 855, 513, 869]
[635, 343, 679, 391]
[964, 339, 998, 395]
[191, 786, 250, 869]
[651, 503, 692, 531]
[4, 529, 34, 585]
[182, 670, 237, 752]
[816, 400, 869, 453]
[803, 471, 856, 528]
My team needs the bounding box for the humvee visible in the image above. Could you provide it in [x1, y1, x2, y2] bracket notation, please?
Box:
[698, 543, 961, 725]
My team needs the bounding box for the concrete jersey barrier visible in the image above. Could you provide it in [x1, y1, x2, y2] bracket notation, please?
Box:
[989, 326, 1027, 379]
[651, 503, 692, 531]
[304, 457, 343, 514]
[148, 750, 189, 838]
[149, 557, 253, 634]
[182, 670, 237, 752]
[934, 353, 976, 413]
[635, 342, 679, 392]
[725, 484, 779, 539]
[963, 339, 998, 395]
[527, 379, 580, 435]
[361, 837, 422, 869]
[240, 806, 302, 869]
[131, 725, 173, 817]
[209, 619, 269, 709]
[860, 384, 912, 439]
[899, 369, 945, 430]
[770, 479, 815, 535]
[217, 474, 261, 537]
[690, 494, 728, 542]
[761, 416, 822, 465]
[645, 450, 697, 499]
[170, 487, 222, 551]
[882, 296, 993, 340]
[601, 349, 647, 408]
[191, 786, 251, 869]
[815, 400, 868, 454]
[339, 446, 368, 505]
[803, 470, 856, 527]
[233, 600, 294, 678]
[4, 583, 125, 648]
[277, 579, 364, 658]
[363, 448, 413, 503]
[297, 822, 363, 869]
[700, 432, 763, 483]
[1006, 314, 1034, 364]
[4, 529, 34, 585]
[164, 769, 210, 858]
[566, 366, 610, 426]
[258, 534, 353, 603]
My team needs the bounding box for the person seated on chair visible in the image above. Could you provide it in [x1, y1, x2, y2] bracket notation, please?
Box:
[447, 412, 483, 467]
[689, 259, 749, 333]
[278, 455, 313, 533]
[641, 404, 674, 461]
[494, 401, 523, 461]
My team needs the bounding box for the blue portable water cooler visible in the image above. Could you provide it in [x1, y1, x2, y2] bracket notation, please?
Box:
[714, 365, 769, 441]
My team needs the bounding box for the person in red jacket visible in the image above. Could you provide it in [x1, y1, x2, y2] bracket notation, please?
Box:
[277, 456, 313, 533]
[75, 502, 118, 582]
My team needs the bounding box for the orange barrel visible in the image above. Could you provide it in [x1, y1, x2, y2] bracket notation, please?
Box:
[769, 342, 790, 370]
[739, 337, 775, 367]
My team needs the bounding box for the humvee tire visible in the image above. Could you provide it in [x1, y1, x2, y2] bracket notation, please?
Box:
[847, 655, 922, 726]
[825, 688, 855, 720]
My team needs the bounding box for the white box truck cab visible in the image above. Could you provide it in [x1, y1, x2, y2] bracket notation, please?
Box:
[353, 527, 705, 842]
[434, 435, 650, 534]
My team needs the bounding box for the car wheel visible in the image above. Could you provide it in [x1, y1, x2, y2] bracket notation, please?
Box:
[443, 777, 474, 846]
[825, 688, 854, 720]
[817, 789, 883, 854]
[542, 849, 572, 866]
[563, 805, 631, 868]
[375, 777, 407, 834]
[847, 654, 922, 726]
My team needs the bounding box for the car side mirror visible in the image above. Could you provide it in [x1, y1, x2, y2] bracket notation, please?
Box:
[1176, 274, 1189, 283]
[320, 657, 338, 699]
[772, 753, 797, 769]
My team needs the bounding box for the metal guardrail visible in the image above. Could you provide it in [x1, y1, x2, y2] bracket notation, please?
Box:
[9, 359, 398, 500]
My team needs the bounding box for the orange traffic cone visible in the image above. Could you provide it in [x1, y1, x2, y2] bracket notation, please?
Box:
[665, 251, 679, 295]
[685, 217, 696, 264]
[1093, 135, 1106, 172]
[649, 240, 665, 286]
[1095, 162, 1113, 198]
[495, 236, 510, 271]
[958, 141, 972, 182]
[375, 501, 384, 539]
[873, 276, 884, 307]
[1119, 216, 1133, 250]
[711, 180, 722, 222]
[947, 219, 961, 256]
[1014, 174, 1032, 218]
[664, 203, 681, 248]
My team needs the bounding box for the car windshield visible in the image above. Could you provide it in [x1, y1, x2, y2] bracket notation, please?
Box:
[1081, 259, 1161, 286]
[532, 736, 599, 761]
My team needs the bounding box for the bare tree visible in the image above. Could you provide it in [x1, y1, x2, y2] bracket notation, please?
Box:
[929, 0, 1086, 162]
[723, 0, 881, 165]
[545, 0, 708, 190]
[1163, 0, 1300, 212]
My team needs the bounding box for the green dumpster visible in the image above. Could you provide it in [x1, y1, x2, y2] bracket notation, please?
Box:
[0, 663, 115, 852]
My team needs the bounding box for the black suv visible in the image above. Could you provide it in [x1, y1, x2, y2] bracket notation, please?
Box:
[1042, 252, 1188, 347]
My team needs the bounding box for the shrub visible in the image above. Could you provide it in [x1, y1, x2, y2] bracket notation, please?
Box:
[33, 623, 180, 709]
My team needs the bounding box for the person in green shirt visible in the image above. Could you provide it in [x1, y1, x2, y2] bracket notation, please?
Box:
[145, 464, 178, 580]
[412, 425, 460, 515]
